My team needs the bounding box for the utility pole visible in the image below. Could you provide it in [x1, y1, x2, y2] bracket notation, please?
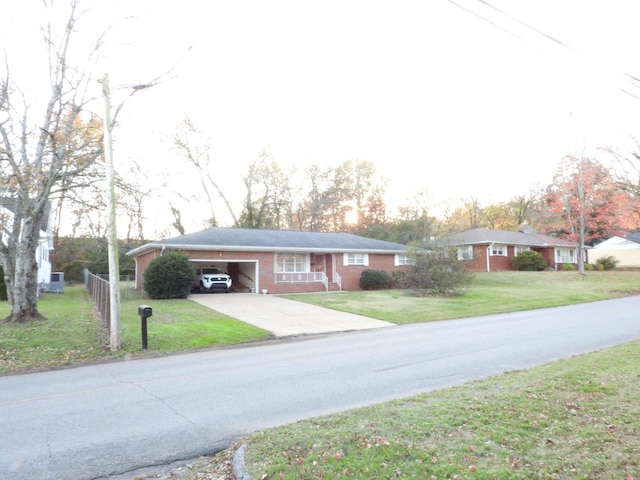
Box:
[102, 72, 122, 351]
[100, 74, 155, 350]
[576, 155, 586, 276]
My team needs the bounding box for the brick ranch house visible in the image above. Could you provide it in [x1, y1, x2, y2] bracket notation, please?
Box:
[444, 227, 582, 272]
[127, 227, 411, 294]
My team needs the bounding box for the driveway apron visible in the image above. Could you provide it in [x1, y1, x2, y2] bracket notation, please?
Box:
[188, 292, 394, 336]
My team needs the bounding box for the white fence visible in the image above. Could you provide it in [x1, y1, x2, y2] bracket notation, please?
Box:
[275, 271, 329, 290]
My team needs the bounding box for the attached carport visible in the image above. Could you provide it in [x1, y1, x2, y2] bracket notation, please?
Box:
[190, 258, 260, 293]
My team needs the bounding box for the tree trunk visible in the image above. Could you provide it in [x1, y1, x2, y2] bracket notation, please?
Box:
[4, 220, 45, 323]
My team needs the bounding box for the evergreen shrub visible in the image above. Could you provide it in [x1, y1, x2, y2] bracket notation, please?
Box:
[511, 250, 546, 271]
[143, 251, 195, 299]
[359, 270, 392, 290]
[595, 255, 619, 270]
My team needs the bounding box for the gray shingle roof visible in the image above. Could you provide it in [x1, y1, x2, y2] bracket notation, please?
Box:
[444, 228, 577, 247]
[127, 227, 407, 256]
[0, 197, 51, 233]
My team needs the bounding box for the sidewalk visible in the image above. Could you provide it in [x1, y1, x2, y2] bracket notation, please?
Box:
[188, 292, 394, 337]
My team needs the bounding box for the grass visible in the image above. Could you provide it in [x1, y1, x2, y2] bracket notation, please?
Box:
[3, 272, 636, 375]
[242, 340, 640, 479]
[0, 284, 271, 374]
[281, 271, 640, 323]
[2, 271, 640, 478]
[118, 294, 271, 354]
[0, 286, 117, 372]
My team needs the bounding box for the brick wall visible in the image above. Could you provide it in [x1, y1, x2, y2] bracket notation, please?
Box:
[133, 249, 409, 293]
[460, 245, 569, 272]
[335, 253, 409, 290]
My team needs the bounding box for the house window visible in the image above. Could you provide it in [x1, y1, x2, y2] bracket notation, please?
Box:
[514, 246, 530, 257]
[276, 253, 306, 272]
[395, 254, 415, 266]
[457, 245, 473, 260]
[490, 244, 507, 256]
[344, 253, 369, 266]
[555, 248, 576, 263]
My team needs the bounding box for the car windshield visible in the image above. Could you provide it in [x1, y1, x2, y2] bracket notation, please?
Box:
[201, 268, 223, 275]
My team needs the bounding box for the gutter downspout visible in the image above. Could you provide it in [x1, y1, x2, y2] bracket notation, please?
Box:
[134, 257, 139, 290]
[486, 243, 492, 272]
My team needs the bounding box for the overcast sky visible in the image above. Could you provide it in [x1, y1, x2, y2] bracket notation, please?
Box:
[4, 0, 640, 235]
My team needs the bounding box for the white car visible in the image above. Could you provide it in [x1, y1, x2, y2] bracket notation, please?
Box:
[194, 267, 232, 293]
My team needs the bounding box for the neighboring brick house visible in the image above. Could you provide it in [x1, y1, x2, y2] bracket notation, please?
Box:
[127, 227, 411, 294]
[444, 227, 582, 272]
[0, 198, 54, 290]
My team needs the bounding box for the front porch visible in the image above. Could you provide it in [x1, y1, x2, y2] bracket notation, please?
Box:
[274, 271, 342, 291]
[273, 252, 342, 292]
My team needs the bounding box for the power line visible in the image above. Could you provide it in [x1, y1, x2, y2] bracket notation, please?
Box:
[475, 0, 580, 55]
[444, 0, 551, 54]
[445, 0, 640, 102]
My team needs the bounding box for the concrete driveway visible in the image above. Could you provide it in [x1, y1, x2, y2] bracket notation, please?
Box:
[188, 292, 394, 336]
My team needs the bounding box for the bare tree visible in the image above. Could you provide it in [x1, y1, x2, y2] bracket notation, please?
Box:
[115, 160, 154, 242]
[507, 188, 540, 227]
[440, 196, 485, 233]
[169, 204, 186, 235]
[299, 163, 350, 232]
[48, 128, 156, 244]
[604, 136, 640, 206]
[345, 159, 387, 231]
[51, 162, 107, 240]
[292, 160, 388, 232]
[389, 189, 441, 243]
[465, 196, 484, 229]
[238, 149, 296, 229]
[238, 150, 274, 229]
[171, 117, 238, 227]
[0, 1, 105, 322]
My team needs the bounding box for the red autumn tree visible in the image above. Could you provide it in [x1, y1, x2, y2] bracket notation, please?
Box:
[541, 155, 627, 245]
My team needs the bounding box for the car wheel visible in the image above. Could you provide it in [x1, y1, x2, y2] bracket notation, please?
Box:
[199, 282, 207, 293]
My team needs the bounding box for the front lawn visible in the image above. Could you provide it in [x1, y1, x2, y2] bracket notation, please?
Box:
[0, 285, 271, 375]
[281, 271, 640, 323]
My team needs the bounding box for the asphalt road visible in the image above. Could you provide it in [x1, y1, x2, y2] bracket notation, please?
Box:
[1, 296, 639, 480]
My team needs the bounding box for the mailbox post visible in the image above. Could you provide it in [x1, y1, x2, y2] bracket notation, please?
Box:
[138, 305, 153, 350]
